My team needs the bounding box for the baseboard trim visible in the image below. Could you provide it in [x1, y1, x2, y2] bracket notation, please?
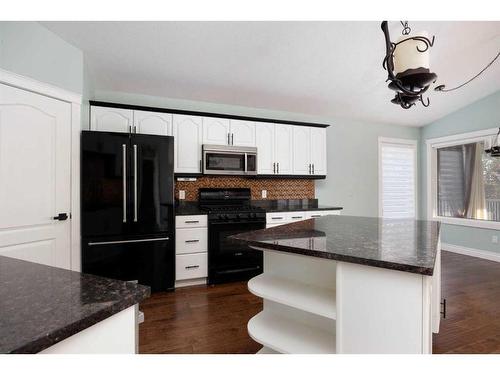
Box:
[442, 243, 500, 263]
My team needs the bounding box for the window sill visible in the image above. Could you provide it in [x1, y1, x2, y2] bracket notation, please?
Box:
[433, 216, 500, 230]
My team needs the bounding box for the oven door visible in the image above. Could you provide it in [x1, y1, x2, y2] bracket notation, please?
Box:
[203, 150, 247, 175]
[208, 220, 264, 284]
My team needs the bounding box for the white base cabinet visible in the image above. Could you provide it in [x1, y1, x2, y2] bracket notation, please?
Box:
[250, 247, 440, 354]
[175, 215, 208, 287]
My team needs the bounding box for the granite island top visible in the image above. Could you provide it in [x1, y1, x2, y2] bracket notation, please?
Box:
[0, 256, 150, 354]
[175, 199, 342, 216]
[231, 215, 440, 276]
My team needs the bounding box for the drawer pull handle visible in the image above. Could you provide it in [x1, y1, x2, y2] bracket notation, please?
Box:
[311, 215, 321, 218]
[185, 239, 200, 243]
[271, 217, 284, 220]
[291, 216, 303, 219]
[185, 220, 200, 224]
[234, 252, 243, 256]
[185, 265, 200, 269]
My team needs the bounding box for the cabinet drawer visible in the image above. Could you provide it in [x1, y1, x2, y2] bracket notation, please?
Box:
[176, 253, 208, 280]
[176, 228, 207, 254]
[266, 213, 288, 224]
[288, 212, 306, 222]
[175, 215, 207, 228]
[306, 211, 324, 219]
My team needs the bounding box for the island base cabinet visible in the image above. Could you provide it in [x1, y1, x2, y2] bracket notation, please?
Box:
[336, 262, 432, 354]
[40, 305, 137, 354]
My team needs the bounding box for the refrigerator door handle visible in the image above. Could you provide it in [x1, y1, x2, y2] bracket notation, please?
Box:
[122, 144, 127, 223]
[88, 237, 170, 246]
[133, 144, 138, 222]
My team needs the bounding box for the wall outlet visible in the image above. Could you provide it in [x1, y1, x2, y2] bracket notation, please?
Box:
[179, 190, 186, 200]
[261, 190, 267, 199]
[492, 235, 498, 244]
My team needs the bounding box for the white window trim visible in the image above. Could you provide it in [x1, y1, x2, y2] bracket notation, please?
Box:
[426, 127, 500, 230]
[378, 137, 418, 219]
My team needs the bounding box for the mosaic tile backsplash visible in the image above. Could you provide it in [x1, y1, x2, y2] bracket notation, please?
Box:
[175, 177, 315, 201]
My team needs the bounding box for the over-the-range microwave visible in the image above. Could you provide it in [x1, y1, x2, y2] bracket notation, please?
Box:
[202, 144, 257, 175]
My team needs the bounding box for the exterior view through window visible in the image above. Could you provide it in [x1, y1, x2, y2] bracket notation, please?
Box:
[437, 141, 500, 221]
[380, 139, 417, 219]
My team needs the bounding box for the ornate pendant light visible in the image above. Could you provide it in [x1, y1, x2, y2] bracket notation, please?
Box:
[381, 21, 438, 109]
[485, 128, 500, 157]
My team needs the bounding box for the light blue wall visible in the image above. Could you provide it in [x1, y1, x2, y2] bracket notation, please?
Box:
[0, 22, 83, 94]
[94, 90, 420, 217]
[420, 91, 500, 254]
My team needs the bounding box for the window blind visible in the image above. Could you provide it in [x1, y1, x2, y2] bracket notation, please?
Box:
[380, 143, 416, 219]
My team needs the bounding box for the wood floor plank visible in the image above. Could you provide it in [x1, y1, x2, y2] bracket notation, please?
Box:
[139, 251, 500, 354]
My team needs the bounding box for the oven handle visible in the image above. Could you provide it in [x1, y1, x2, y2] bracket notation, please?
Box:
[209, 220, 266, 226]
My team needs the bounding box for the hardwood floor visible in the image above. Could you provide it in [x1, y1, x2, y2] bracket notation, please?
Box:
[139, 251, 500, 354]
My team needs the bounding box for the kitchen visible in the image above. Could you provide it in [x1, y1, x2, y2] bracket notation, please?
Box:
[1, 8, 500, 368]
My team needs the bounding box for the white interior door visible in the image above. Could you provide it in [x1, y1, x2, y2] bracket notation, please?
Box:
[274, 124, 293, 175]
[0, 83, 72, 269]
[134, 110, 172, 136]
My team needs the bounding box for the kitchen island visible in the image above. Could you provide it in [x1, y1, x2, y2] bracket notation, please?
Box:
[0, 256, 150, 354]
[232, 215, 441, 354]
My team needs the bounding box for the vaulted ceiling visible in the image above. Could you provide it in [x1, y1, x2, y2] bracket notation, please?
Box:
[42, 21, 500, 126]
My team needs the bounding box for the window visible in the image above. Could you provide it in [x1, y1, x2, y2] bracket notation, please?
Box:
[379, 138, 417, 219]
[428, 128, 500, 229]
[437, 141, 500, 221]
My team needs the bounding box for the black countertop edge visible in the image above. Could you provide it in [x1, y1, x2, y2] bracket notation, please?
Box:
[11, 291, 148, 354]
[174, 200, 343, 216]
[246, 242, 434, 276]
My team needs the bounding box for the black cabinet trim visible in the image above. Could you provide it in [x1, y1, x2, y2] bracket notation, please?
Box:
[90, 100, 330, 128]
[174, 173, 326, 180]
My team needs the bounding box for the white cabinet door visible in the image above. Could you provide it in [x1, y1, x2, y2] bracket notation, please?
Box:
[256, 122, 275, 174]
[202, 117, 230, 145]
[230, 120, 256, 147]
[310, 127, 327, 175]
[173, 115, 203, 174]
[292, 126, 311, 175]
[0, 83, 72, 269]
[90, 106, 133, 133]
[134, 110, 172, 136]
[274, 124, 293, 175]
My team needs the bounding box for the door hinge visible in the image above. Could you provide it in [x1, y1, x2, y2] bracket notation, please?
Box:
[440, 298, 447, 319]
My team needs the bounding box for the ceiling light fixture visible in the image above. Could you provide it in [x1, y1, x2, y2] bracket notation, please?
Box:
[381, 21, 437, 109]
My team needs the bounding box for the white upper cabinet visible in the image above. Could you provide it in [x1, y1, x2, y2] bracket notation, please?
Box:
[256, 122, 275, 174]
[202, 117, 231, 145]
[230, 120, 256, 147]
[274, 124, 293, 175]
[292, 126, 311, 175]
[134, 110, 172, 136]
[310, 127, 327, 175]
[90, 106, 133, 133]
[173, 115, 203, 174]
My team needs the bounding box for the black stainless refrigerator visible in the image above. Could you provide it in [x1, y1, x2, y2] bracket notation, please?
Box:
[81, 130, 175, 292]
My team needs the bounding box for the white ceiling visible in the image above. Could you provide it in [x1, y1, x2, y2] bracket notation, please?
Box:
[42, 21, 500, 127]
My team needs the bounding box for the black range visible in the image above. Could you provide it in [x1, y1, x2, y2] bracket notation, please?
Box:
[198, 188, 266, 284]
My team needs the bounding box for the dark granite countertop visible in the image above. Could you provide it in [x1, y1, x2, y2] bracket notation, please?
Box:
[175, 199, 342, 216]
[231, 215, 440, 276]
[0, 256, 150, 354]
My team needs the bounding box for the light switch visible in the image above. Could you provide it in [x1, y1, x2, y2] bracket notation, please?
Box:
[262, 190, 267, 199]
[179, 190, 186, 200]
[492, 235, 498, 244]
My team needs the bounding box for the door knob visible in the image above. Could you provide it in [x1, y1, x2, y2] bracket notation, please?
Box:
[53, 213, 69, 221]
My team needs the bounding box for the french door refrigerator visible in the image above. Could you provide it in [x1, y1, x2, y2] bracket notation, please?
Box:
[81, 131, 175, 292]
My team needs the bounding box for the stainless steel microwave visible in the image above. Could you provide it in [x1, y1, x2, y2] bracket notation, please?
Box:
[202, 144, 257, 175]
